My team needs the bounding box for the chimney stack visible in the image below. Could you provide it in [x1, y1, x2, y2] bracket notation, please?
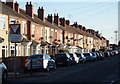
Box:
[60, 17, 66, 27]
[47, 14, 52, 23]
[78, 25, 82, 30]
[26, 2, 34, 18]
[38, 7, 44, 21]
[54, 13, 59, 25]
[6, 0, 14, 9]
[82, 27, 86, 31]
[66, 20, 70, 26]
[14, 2, 19, 13]
[73, 22, 78, 28]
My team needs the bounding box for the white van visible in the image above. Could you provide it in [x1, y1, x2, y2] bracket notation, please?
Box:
[0, 59, 7, 84]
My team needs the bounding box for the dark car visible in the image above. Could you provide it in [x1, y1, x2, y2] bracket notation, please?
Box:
[25, 54, 56, 71]
[104, 51, 110, 57]
[68, 53, 79, 64]
[112, 50, 119, 55]
[75, 53, 86, 63]
[96, 52, 104, 60]
[83, 53, 94, 61]
[91, 52, 98, 61]
[55, 53, 74, 66]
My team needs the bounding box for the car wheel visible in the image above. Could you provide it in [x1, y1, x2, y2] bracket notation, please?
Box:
[82, 60, 86, 63]
[52, 64, 56, 70]
[45, 66, 50, 72]
[2, 70, 8, 83]
[67, 62, 70, 66]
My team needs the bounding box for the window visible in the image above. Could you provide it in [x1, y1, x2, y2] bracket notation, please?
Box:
[31, 24, 35, 35]
[55, 32, 57, 39]
[27, 47, 30, 56]
[2, 50, 5, 58]
[60, 34, 62, 42]
[32, 46, 36, 54]
[45, 30, 47, 40]
[22, 21, 26, 34]
[10, 45, 18, 56]
[0, 16, 6, 30]
[2, 45, 7, 58]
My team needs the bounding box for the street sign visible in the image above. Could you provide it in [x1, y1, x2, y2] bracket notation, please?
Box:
[9, 24, 22, 43]
[9, 24, 20, 34]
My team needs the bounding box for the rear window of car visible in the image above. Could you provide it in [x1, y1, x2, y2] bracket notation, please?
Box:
[28, 54, 43, 59]
[76, 53, 82, 56]
[55, 54, 67, 58]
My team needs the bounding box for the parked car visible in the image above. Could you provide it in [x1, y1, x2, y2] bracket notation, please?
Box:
[83, 53, 94, 61]
[0, 60, 8, 84]
[75, 53, 86, 63]
[112, 50, 119, 55]
[55, 53, 74, 66]
[104, 51, 110, 57]
[107, 51, 114, 56]
[25, 54, 56, 71]
[91, 52, 98, 60]
[97, 52, 104, 60]
[68, 53, 79, 64]
[118, 50, 120, 55]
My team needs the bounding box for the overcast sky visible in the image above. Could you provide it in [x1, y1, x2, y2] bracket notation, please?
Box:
[1, 0, 119, 44]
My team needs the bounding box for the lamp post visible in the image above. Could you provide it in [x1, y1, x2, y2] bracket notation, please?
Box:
[114, 31, 118, 45]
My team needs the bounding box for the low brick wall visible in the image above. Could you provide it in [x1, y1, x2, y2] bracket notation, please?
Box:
[2, 56, 28, 73]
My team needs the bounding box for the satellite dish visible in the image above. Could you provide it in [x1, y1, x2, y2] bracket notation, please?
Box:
[0, 37, 4, 43]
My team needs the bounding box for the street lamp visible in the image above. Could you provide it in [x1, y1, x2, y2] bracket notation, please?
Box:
[114, 31, 118, 45]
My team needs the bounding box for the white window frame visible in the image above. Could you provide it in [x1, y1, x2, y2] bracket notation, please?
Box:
[22, 21, 26, 34]
[1, 44, 7, 57]
[31, 24, 35, 35]
[0, 16, 6, 30]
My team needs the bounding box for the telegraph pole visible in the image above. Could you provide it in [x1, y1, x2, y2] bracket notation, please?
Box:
[114, 31, 118, 45]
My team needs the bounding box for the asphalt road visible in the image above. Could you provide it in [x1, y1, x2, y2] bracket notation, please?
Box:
[6, 55, 120, 84]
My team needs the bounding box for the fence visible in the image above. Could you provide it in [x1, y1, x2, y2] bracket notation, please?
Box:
[2, 56, 28, 73]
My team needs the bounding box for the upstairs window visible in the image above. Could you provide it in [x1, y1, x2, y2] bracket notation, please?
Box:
[0, 16, 6, 30]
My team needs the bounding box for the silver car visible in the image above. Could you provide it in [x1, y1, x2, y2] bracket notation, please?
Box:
[75, 53, 86, 63]
[0, 60, 8, 84]
[25, 54, 56, 71]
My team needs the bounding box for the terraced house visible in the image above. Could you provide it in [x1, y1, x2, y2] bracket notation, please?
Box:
[0, 0, 109, 58]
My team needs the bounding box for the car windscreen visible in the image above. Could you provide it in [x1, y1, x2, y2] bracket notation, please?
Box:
[28, 54, 43, 59]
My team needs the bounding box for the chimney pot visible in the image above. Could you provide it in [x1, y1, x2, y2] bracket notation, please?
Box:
[30, 1, 32, 5]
